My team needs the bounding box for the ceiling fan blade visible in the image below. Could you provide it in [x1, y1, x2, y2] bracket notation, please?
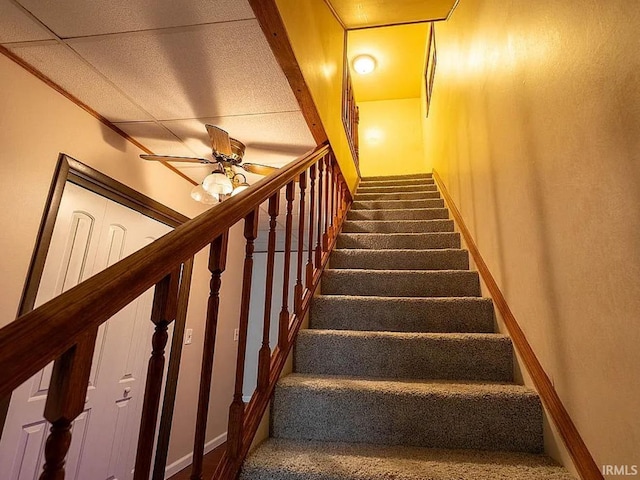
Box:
[140, 154, 212, 164]
[205, 124, 232, 156]
[239, 163, 280, 176]
[246, 142, 314, 156]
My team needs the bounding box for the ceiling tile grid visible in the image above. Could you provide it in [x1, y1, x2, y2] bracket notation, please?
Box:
[0, 1, 55, 43]
[0, 0, 315, 188]
[65, 21, 300, 120]
[15, 0, 255, 38]
[7, 41, 155, 122]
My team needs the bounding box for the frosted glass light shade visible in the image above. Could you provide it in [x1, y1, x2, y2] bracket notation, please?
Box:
[190, 184, 219, 204]
[352, 55, 376, 75]
[231, 183, 250, 196]
[203, 172, 233, 195]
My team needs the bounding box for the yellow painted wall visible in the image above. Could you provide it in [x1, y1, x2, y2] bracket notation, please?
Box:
[275, 0, 359, 192]
[348, 23, 429, 102]
[423, 0, 640, 474]
[0, 54, 242, 468]
[358, 98, 428, 177]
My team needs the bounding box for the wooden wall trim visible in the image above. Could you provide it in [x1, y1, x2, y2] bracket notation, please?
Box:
[432, 169, 603, 480]
[248, 0, 329, 145]
[0, 45, 196, 186]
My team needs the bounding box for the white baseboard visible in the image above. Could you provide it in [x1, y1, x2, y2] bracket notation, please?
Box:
[164, 431, 227, 479]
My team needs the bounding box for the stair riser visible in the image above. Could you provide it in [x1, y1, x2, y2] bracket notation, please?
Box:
[296, 332, 513, 382]
[352, 199, 444, 210]
[355, 191, 440, 201]
[330, 250, 469, 270]
[322, 270, 481, 297]
[347, 209, 449, 221]
[362, 173, 433, 181]
[272, 385, 543, 452]
[337, 233, 460, 250]
[342, 220, 454, 233]
[311, 296, 496, 333]
[359, 178, 435, 187]
[357, 184, 438, 193]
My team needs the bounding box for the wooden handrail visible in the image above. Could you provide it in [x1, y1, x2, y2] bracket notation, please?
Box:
[0, 143, 330, 398]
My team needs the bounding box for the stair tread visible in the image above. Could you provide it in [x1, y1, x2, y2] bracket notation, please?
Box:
[242, 439, 573, 480]
[300, 329, 508, 340]
[278, 373, 534, 397]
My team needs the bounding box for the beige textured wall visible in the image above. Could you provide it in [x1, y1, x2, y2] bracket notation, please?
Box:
[0, 54, 242, 468]
[424, 0, 640, 473]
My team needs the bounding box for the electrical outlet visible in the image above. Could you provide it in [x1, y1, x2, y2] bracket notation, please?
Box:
[233, 328, 239, 342]
[184, 328, 193, 345]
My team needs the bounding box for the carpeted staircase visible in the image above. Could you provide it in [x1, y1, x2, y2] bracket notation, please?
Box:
[241, 173, 573, 479]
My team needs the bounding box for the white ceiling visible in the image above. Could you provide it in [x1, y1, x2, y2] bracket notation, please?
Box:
[0, 0, 316, 185]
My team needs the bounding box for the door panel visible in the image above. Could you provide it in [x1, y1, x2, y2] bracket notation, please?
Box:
[0, 183, 173, 480]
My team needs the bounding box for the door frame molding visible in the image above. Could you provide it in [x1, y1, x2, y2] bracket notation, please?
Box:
[1, 153, 192, 475]
[19, 153, 189, 316]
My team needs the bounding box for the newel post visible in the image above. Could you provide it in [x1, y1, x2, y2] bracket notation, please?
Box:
[39, 329, 98, 480]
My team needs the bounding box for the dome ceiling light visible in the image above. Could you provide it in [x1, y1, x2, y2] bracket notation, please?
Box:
[352, 54, 377, 75]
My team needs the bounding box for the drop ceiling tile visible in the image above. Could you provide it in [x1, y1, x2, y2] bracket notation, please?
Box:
[66, 21, 300, 120]
[7, 41, 154, 122]
[161, 112, 316, 164]
[114, 121, 200, 157]
[0, 1, 55, 43]
[16, 0, 255, 38]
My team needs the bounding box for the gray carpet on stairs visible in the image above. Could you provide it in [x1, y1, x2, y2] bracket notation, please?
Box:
[241, 174, 573, 479]
[330, 249, 469, 270]
[322, 269, 481, 297]
[347, 207, 448, 220]
[272, 374, 543, 453]
[241, 439, 573, 480]
[352, 198, 445, 210]
[337, 232, 460, 249]
[355, 190, 441, 200]
[342, 219, 454, 233]
[310, 295, 496, 333]
[295, 330, 513, 381]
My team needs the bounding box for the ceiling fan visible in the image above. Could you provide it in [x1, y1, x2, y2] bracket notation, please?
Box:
[140, 124, 282, 204]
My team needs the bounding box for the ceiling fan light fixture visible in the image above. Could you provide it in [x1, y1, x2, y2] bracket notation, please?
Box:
[230, 173, 250, 197]
[352, 54, 376, 75]
[190, 184, 219, 204]
[203, 171, 233, 195]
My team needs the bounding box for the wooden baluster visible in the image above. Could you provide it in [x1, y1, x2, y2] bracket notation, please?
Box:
[39, 329, 97, 480]
[315, 158, 324, 268]
[329, 157, 337, 241]
[153, 258, 194, 480]
[258, 195, 279, 392]
[190, 234, 228, 480]
[294, 171, 307, 315]
[278, 182, 295, 350]
[134, 270, 180, 480]
[228, 209, 259, 463]
[306, 164, 316, 289]
[322, 155, 332, 251]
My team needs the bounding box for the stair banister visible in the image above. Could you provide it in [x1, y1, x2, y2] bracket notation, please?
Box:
[0, 141, 353, 480]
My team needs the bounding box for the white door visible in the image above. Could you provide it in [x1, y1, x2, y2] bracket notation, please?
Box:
[0, 183, 172, 480]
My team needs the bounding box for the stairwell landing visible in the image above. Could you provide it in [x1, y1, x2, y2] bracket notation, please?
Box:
[241, 173, 573, 479]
